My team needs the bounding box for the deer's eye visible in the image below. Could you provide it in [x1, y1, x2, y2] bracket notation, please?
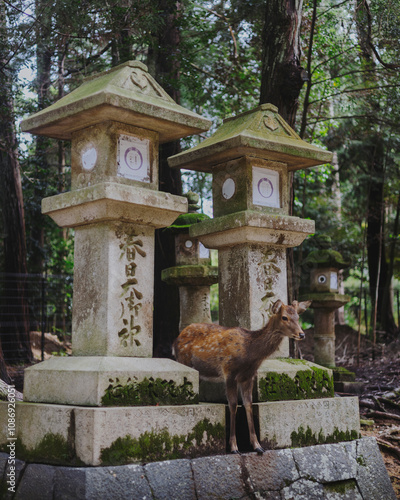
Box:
[282, 316, 288, 321]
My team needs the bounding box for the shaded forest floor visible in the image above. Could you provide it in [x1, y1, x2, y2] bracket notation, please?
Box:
[6, 327, 400, 497]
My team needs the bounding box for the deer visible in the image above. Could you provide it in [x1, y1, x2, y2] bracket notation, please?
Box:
[173, 299, 311, 455]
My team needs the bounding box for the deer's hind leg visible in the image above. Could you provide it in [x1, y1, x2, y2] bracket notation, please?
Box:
[239, 377, 264, 454]
[225, 375, 240, 454]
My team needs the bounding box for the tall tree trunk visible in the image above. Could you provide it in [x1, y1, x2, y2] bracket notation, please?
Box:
[149, 0, 183, 357]
[356, 0, 398, 339]
[0, 1, 32, 366]
[260, 0, 306, 124]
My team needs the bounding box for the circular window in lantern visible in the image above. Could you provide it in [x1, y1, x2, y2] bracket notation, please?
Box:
[318, 274, 327, 284]
[222, 178, 235, 200]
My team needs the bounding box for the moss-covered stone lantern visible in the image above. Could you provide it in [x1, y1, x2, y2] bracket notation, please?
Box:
[9, 61, 227, 466]
[302, 236, 351, 368]
[168, 104, 332, 357]
[162, 192, 218, 331]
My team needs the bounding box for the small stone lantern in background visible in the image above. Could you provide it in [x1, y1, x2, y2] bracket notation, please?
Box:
[302, 235, 351, 369]
[162, 192, 218, 331]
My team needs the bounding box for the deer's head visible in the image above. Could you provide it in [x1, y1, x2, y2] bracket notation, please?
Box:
[271, 299, 311, 341]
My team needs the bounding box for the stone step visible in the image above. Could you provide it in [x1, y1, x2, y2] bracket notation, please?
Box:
[200, 358, 334, 403]
[23, 356, 199, 407]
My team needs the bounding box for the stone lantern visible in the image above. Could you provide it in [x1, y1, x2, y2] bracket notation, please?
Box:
[302, 236, 351, 368]
[6, 61, 226, 465]
[167, 105, 360, 450]
[162, 192, 218, 331]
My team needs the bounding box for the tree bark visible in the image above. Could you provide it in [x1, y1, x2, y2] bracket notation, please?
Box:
[260, 0, 306, 124]
[0, 1, 32, 365]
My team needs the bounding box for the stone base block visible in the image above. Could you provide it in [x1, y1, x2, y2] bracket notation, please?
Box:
[256, 396, 360, 450]
[0, 402, 225, 466]
[335, 381, 365, 394]
[23, 357, 199, 407]
[199, 358, 334, 403]
[2, 438, 396, 499]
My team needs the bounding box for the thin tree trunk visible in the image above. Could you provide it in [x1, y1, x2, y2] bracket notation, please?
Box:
[0, 0, 32, 366]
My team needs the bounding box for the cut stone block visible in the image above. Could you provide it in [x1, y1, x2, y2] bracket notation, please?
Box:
[256, 396, 360, 450]
[0, 402, 226, 466]
[199, 359, 333, 403]
[23, 356, 199, 406]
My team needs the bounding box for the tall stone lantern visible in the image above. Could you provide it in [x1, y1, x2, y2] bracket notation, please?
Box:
[168, 104, 332, 357]
[10, 61, 227, 466]
[302, 236, 351, 368]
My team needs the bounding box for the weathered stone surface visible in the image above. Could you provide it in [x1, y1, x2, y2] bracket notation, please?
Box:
[293, 442, 358, 483]
[281, 478, 325, 499]
[178, 286, 214, 331]
[145, 459, 196, 500]
[21, 60, 211, 142]
[42, 182, 187, 229]
[1, 455, 25, 500]
[190, 210, 315, 249]
[256, 397, 360, 449]
[323, 479, 363, 500]
[85, 464, 153, 500]
[191, 454, 246, 499]
[53, 467, 87, 500]
[23, 357, 199, 406]
[355, 436, 397, 500]
[243, 448, 299, 492]
[217, 242, 289, 358]
[14, 463, 57, 500]
[0, 401, 225, 466]
[168, 103, 332, 172]
[0, 438, 395, 499]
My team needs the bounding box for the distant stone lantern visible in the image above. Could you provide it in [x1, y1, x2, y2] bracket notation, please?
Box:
[302, 236, 351, 368]
[162, 192, 218, 331]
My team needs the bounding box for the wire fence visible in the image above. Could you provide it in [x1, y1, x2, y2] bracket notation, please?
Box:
[0, 272, 73, 364]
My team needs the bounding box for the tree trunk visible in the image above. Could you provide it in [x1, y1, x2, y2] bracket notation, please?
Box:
[149, 0, 183, 357]
[260, 0, 306, 124]
[0, 0, 32, 365]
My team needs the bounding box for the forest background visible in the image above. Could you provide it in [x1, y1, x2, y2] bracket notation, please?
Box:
[0, 0, 399, 377]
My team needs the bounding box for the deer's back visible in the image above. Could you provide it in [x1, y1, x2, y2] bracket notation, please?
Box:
[174, 323, 248, 381]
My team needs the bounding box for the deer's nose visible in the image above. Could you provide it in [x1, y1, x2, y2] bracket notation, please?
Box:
[299, 332, 305, 340]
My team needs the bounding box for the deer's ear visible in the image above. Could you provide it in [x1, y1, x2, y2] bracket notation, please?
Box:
[296, 301, 312, 314]
[272, 300, 283, 314]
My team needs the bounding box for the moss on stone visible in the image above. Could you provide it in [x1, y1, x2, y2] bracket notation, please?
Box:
[357, 455, 367, 467]
[332, 367, 356, 382]
[258, 366, 334, 402]
[324, 480, 359, 494]
[291, 425, 359, 448]
[101, 376, 199, 406]
[100, 418, 225, 465]
[11, 433, 83, 466]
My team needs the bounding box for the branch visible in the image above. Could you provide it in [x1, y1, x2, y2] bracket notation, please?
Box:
[307, 114, 400, 129]
[363, 0, 400, 70]
[308, 84, 400, 105]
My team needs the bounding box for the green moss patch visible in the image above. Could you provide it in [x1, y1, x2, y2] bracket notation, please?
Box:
[100, 418, 225, 465]
[258, 366, 334, 402]
[291, 425, 359, 448]
[324, 480, 359, 495]
[101, 376, 199, 406]
[4, 433, 83, 466]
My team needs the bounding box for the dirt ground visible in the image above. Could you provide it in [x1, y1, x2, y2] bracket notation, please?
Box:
[6, 327, 400, 497]
[303, 325, 400, 498]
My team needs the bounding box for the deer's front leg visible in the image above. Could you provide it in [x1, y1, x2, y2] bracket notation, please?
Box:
[226, 375, 239, 454]
[240, 378, 264, 454]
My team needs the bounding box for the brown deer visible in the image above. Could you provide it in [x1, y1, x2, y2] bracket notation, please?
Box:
[173, 299, 311, 454]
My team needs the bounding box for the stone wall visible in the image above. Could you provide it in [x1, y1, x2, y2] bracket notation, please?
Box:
[1, 437, 395, 499]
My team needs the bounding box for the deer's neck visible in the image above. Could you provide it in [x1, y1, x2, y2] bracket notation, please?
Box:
[249, 318, 284, 360]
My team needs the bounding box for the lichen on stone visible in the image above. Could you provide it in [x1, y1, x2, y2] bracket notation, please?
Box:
[101, 376, 199, 406]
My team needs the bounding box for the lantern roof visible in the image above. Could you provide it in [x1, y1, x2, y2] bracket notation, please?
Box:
[21, 61, 211, 143]
[168, 104, 332, 172]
